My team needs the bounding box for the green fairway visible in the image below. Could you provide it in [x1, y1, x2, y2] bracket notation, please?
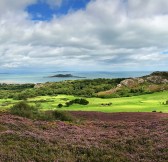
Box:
[29, 91, 168, 113]
[0, 91, 168, 113]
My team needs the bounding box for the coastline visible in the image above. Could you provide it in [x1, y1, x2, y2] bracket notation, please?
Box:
[0, 71, 153, 84]
[0, 80, 34, 85]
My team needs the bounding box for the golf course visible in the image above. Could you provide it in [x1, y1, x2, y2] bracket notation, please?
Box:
[0, 90, 168, 113]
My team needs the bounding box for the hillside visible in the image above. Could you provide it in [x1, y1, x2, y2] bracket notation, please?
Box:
[0, 112, 168, 162]
[98, 71, 168, 97]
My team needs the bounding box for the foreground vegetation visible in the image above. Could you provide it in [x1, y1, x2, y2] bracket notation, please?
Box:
[0, 112, 167, 162]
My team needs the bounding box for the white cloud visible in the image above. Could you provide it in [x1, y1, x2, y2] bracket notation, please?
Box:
[0, 0, 168, 71]
[127, 0, 168, 17]
[0, 0, 36, 14]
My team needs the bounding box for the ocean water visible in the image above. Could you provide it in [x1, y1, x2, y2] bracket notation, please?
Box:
[0, 71, 152, 84]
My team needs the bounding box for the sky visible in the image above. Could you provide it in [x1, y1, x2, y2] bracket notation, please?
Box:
[0, 0, 168, 72]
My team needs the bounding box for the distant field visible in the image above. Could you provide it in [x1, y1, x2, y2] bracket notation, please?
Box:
[1, 91, 167, 113]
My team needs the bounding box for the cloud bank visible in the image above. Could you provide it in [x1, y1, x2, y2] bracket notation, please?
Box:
[0, 0, 168, 71]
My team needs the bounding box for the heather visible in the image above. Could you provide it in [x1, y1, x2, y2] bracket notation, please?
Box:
[0, 112, 167, 162]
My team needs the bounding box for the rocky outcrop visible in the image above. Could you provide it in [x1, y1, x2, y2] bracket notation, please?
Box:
[120, 71, 168, 87]
[97, 71, 168, 97]
[120, 78, 145, 88]
[145, 71, 168, 84]
[120, 79, 138, 88]
[146, 76, 168, 84]
[150, 71, 168, 78]
[136, 78, 145, 84]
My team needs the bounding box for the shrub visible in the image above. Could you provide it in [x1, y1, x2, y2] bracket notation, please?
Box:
[101, 102, 112, 106]
[43, 111, 74, 122]
[57, 103, 63, 108]
[65, 98, 89, 107]
[52, 111, 74, 122]
[10, 101, 38, 119]
[10, 102, 74, 122]
[73, 98, 89, 105]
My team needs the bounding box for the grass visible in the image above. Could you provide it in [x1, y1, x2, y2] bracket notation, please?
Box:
[0, 99, 17, 111]
[0, 91, 168, 113]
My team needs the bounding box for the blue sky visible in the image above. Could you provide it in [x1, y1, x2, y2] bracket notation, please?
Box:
[26, 0, 91, 21]
[0, 0, 168, 72]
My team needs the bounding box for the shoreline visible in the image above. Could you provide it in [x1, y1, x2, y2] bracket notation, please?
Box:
[0, 71, 155, 84]
[0, 81, 36, 85]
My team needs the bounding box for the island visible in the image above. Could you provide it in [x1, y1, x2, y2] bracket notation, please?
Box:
[48, 74, 86, 78]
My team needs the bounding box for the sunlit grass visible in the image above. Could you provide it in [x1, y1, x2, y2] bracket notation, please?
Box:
[0, 91, 168, 112]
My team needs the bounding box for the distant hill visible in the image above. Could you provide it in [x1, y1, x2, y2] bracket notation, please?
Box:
[98, 71, 168, 97]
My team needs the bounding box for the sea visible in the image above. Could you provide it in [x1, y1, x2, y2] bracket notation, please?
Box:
[0, 71, 152, 84]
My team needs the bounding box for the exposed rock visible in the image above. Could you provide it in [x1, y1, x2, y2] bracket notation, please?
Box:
[120, 79, 138, 88]
[146, 76, 168, 84]
[136, 78, 145, 84]
[117, 84, 122, 88]
[162, 79, 168, 84]
[120, 71, 168, 88]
